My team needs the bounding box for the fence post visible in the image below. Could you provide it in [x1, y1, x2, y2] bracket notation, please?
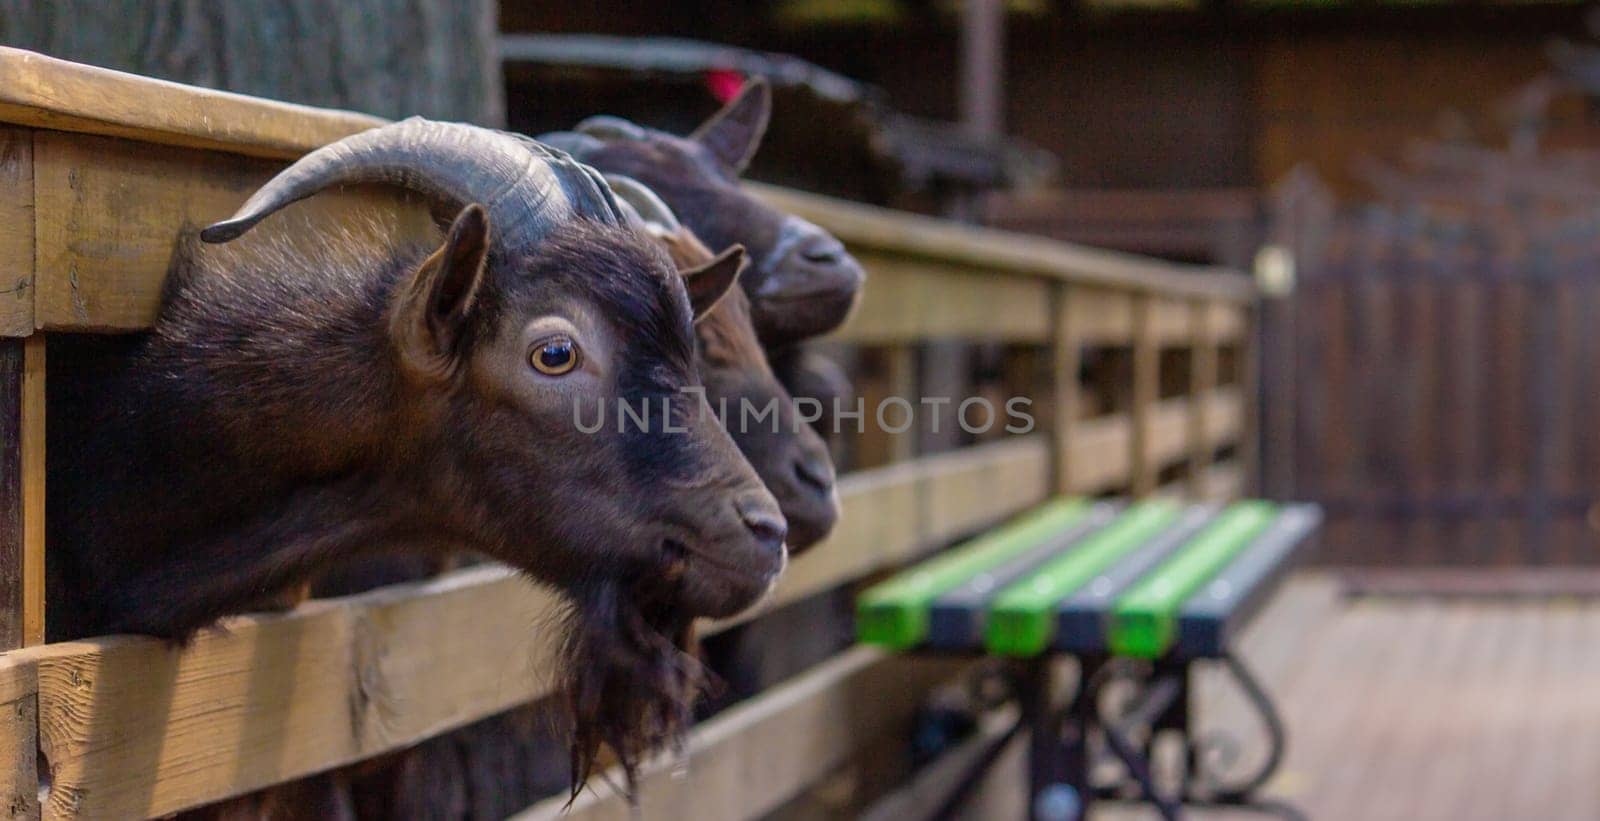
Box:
[1051, 284, 1080, 496]
[1189, 300, 1219, 498]
[0, 335, 45, 649]
[1131, 294, 1158, 496]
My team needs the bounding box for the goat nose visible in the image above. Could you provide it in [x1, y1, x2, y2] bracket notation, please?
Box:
[797, 234, 848, 266]
[734, 492, 788, 556]
[794, 452, 835, 493]
[800, 239, 844, 265]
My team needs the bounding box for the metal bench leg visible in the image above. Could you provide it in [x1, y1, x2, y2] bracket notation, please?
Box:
[1097, 668, 1185, 820]
[1021, 656, 1099, 821]
[1187, 649, 1289, 803]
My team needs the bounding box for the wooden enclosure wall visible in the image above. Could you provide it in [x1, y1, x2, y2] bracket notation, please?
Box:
[0, 48, 1255, 819]
[1275, 202, 1600, 567]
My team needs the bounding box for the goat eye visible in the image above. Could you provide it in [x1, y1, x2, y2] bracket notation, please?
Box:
[530, 337, 579, 375]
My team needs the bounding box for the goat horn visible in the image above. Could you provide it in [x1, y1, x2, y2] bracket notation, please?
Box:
[201, 118, 625, 249]
[605, 175, 681, 238]
[537, 130, 607, 159]
[574, 115, 647, 142]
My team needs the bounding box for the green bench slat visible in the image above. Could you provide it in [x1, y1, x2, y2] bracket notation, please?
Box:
[1107, 501, 1277, 659]
[1053, 504, 1220, 653]
[856, 498, 1089, 649]
[925, 503, 1122, 649]
[1176, 504, 1322, 658]
[983, 501, 1182, 657]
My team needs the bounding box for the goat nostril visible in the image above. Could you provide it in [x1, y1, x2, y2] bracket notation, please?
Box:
[734, 491, 788, 556]
[801, 247, 842, 265]
[794, 456, 834, 493]
[740, 509, 787, 555]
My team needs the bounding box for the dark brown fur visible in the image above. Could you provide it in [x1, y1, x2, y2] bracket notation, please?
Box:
[48, 204, 787, 795]
[663, 226, 839, 552]
[541, 82, 865, 350]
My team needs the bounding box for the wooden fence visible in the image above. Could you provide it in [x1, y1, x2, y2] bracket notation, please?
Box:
[0, 48, 1255, 819]
[1266, 171, 1600, 568]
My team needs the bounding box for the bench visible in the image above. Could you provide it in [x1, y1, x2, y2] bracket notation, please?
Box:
[857, 497, 1321, 820]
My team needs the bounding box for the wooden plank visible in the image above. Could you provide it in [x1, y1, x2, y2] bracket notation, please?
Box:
[1200, 460, 1246, 501]
[1147, 298, 1193, 347]
[1065, 286, 1135, 347]
[31, 130, 435, 332]
[1051, 284, 1082, 494]
[765, 437, 1052, 612]
[1149, 396, 1191, 469]
[753, 183, 1254, 302]
[1066, 414, 1132, 493]
[1190, 301, 1219, 496]
[831, 252, 1051, 344]
[0, 47, 382, 161]
[886, 345, 917, 464]
[1204, 386, 1244, 447]
[0, 653, 38, 819]
[19, 337, 41, 648]
[858, 704, 1018, 821]
[31, 566, 561, 820]
[0, 128, 32, 337]
[1206, 300, 1247, 344]
[20, 133, 1228, 338]
[0, 336, 43, 652]
[0, 342, 23, 652]
[511, 647, 968, 821]
[1130, 295, 1158, 495]
[33, 129, 271, 330]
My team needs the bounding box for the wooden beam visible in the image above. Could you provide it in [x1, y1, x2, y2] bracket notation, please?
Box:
[1064, 287, 1135, 348]
[0, 336, 43, 652]
[831, 252, 1051, 345]
[1206, 301, 1248, 344]
[511, 647, 969, 821]
[20, 336, 42, 648]
[886, 345, 917, 464]
[1148, 298, 1194, 347]
[1051, 284, 1081, 495]
[17, 132, 1233, 338]
[27, 566, 564, 819]
[1190, 301, 1220, 498]
[1204, 387, 1244, 447]
[1130, 295, 1159, 495]
[32, 130, 435, 332]
[1066, 414, 1132, 494]
[0, 342, 23, 651]
[1149, 396, 1191, 470]
[753, 184, 1254, 303]
[1200, 460, 1246, 501]
[0, 47, 382, 161]
[858, 705, 1019, 821]
[0, 128, 33, 338]
[0, 654, 38, 818]
[763, 436, 1051, 615]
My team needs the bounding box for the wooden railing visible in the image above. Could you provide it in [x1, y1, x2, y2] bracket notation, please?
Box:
[0, 48, 1255, 819]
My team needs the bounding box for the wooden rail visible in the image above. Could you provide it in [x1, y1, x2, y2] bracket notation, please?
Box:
[0, 47, 1256, 819]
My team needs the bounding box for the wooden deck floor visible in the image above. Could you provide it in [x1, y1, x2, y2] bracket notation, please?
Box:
[1100, 574, 1600, 820]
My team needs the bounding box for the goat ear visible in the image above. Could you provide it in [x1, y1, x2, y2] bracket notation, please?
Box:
[394, 204, 492, 375]
[690, 78, 770, 173]
[682, 244, 746, 322]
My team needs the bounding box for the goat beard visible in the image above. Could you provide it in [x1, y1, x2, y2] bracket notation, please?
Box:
[560, 573, 716, 803]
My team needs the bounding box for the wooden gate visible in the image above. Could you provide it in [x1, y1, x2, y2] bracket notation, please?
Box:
[1264, 167, 1600, 567]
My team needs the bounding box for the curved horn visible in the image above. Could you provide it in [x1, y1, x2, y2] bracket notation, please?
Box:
[201, 118, 625, 249]
[537, 130, 607, 159]
[575, 115, 647, 142]
[605, 175, 681, 238]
